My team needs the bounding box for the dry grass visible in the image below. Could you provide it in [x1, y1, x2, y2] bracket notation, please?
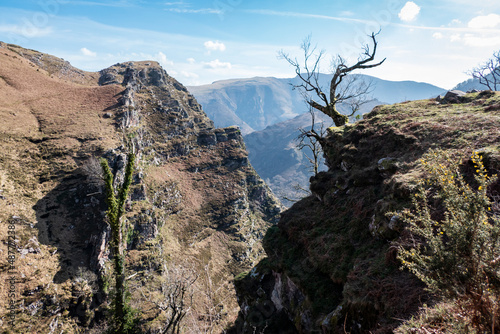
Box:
[0, 43, 123, 332]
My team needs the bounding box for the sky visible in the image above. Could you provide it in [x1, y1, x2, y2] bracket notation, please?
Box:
[1, 0, 500, 89]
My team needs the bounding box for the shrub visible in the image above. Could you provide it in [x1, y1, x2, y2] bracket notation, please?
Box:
[397, 149, 500, 331]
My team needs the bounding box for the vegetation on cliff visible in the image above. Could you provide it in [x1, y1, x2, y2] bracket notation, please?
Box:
[101, 152, 138, 333]
[397, 149, 500, 332]
[234, 90, 500, 333]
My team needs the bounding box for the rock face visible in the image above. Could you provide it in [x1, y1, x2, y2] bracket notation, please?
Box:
[0, 43, 281, 333]
[232, 93, 500, 333]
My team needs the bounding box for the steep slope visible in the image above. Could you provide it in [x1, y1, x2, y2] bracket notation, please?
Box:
[0, 42, 281, 333]
[188, 75, 445, 135]
[232, 91, 500, 333]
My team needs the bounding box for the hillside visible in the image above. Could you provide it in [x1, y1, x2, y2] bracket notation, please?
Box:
[453, 75, 495, 92]
[232, 91, 500, 333]
[188, 74, 445, 135]
[0, 42, 281, 333]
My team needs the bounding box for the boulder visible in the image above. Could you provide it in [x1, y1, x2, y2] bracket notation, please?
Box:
[98, 68, 120, 86]
[441, 90, 466, 104]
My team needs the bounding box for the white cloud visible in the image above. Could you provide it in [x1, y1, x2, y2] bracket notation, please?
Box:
[0, 24, 52, 38]
[463, 34, 500, 47]
[181, 71, 199, 79]
[165, 7, 222, 14]
[153, 51, 174, 66]
[432, 32, 444, 39]
[450, 19, 462, 26]
[450, 33, 461, 42]
[398, 1, 420, 22]
[340, 11, 354, 17]
[80, 47, 96, 56]
[204, 40, 226, 52]
[203, 59, 231, 69]
[187, 57, 196, 64]
[468, 14, 500, 29]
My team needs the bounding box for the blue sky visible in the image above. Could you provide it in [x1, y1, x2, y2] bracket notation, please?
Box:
[1, 0, 500, 89]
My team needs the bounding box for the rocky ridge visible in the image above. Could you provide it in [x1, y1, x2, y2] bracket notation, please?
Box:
[0, 42, 281, 333]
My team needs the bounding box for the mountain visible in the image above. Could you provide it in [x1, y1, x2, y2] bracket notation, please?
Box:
[453, 75, 495, 92]
[0, 42, 281, 333]
[232, 91, 500, 333]
[188, 77, 305, 135]
[188, 75, 445, 135]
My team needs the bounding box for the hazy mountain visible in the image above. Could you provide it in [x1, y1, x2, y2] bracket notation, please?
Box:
[289, 73, 446, 105]
[188, 77, 304, 135]
[453, 74, 496, 92]
[188, 75, 445, 135]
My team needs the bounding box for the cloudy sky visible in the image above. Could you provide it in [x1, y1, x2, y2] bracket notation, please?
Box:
[1, 0, 500, 89]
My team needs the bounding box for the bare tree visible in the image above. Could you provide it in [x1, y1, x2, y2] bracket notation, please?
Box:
[279, 31, 385, 143]
[468, 50, 500, 91]
[142, 263, 198, 334]
[188, 264, 231, 334]
[296, 108, 327, 176]
[279, 183, 311, 205]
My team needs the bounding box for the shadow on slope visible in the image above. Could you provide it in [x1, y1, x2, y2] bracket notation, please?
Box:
[33, 170, 107, 283]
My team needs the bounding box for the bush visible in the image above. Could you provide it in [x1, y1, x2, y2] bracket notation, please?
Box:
[397, 149, 500, 331]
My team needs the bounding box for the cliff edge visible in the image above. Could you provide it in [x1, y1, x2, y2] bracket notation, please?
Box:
[233, 91, 500, 333]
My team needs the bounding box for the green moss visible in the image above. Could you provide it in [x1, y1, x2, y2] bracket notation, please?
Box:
[234, 271, 249, 281]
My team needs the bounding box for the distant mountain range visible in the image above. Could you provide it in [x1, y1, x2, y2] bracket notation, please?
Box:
[189, 74, 446, 205]
[188, 74, 445, 135]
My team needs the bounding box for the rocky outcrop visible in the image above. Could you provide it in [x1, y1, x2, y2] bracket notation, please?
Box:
[233, 91, 500, 333]
[436, 89, 467, 103]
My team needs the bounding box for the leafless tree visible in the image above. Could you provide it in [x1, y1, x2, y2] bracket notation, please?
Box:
[279, 183, 311, 205]
[468, 50, 500, 91]
[296, 108, 327, 176]
[279, 31, 385, 144]
[81, 156, 104, 187]
[187, 264, 231, 334]
[142, 263, 198, 334]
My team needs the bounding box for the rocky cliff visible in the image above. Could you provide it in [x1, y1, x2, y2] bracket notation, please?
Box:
[0, 42, 281, 333]
[232, 91, 500, 333]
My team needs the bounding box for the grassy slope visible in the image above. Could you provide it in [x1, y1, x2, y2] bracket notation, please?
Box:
[237, 91, 500, 333]
[0, 43, 123, 332]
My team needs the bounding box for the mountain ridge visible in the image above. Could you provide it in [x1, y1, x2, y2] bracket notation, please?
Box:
[0, 42, 281, 333]
[188, 74, 446, 135]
